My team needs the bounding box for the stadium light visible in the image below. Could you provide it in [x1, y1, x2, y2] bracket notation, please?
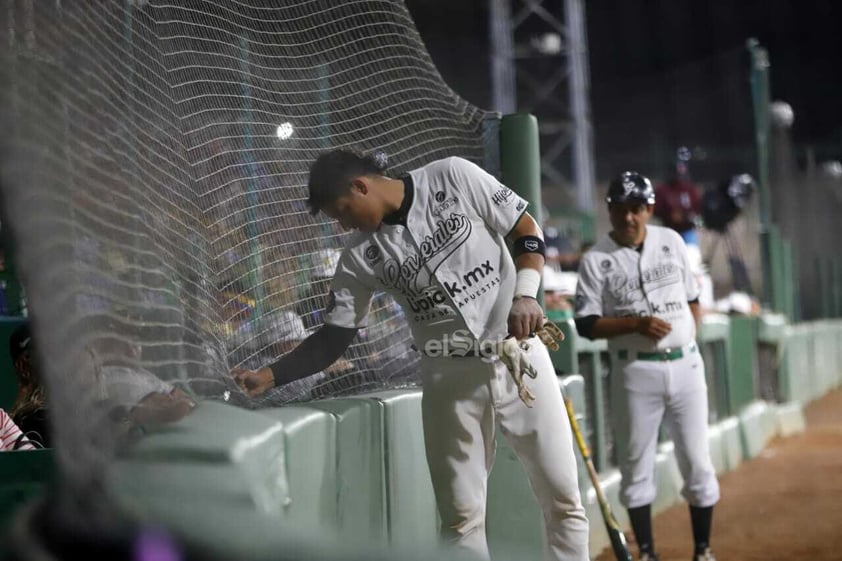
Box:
[276, 122, 294, 140]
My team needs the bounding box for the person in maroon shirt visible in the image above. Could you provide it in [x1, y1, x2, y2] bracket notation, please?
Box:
[654, 162, 702, 247]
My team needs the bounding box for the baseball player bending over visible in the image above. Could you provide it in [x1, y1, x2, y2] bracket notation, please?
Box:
[236, 150, 589, 560]
[574, 172, 719, 561]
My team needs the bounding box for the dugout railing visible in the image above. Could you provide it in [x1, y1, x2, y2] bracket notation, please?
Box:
[4, 315, 839, 560]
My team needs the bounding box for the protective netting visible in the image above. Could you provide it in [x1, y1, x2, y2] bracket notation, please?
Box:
[0, 0, 493, 485]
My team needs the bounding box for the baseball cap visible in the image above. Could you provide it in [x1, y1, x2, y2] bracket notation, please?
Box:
[9, 323, 32, 362]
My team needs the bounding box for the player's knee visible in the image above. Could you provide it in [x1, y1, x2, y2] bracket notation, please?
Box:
[620, 481, 657, 509]
[542, 493, 587, 523]
[682, 474, 720, 507]
[441, 504, 486, 539]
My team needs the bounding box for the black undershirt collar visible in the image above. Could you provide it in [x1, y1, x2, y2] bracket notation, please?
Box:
[610, 231, 644, 253]
[381, 174, 414, 226]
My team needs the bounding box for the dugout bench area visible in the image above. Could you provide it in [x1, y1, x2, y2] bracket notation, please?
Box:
[1, 314, 841, 560]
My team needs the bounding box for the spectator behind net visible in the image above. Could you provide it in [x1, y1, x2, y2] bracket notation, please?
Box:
[91, 335, 196, 427]
[9, 323, 51, 447]
[654, 161, 702, 248]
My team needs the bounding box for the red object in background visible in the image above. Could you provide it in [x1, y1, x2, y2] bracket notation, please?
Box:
[654, 178, 702, 234]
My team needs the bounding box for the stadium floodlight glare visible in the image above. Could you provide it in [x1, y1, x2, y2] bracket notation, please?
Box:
[276, 122, 294, 140]
[820, 160, 842, 179]
[530, 32, 562, 55]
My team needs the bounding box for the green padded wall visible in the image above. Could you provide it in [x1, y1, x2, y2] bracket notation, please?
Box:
[364, 390, 439, 550]
[259, 406, 338, 531]
[122, 400, 290, 514]
[0, 449, 54, 526]
[309, 398, 388, 546]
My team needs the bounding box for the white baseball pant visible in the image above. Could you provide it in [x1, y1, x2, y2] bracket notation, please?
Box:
[420, 337, 589, 561]
[610, 344, 720, 508]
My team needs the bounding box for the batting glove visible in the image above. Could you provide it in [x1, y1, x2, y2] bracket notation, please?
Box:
[500, 337, 538, 408]
[534, 318, 565, 351]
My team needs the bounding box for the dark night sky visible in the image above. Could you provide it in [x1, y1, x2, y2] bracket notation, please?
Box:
[406, 0, 842, 177]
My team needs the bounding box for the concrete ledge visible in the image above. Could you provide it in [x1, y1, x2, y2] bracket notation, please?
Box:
[705, 424, 727, 475]
[585, 469, 623, 557]
[774, 401, 806, 437]
[652, 442, 683, 515]
[718, 417, 743, 471]
[757, 313, 787, 343]
[738, 401, 777, 459]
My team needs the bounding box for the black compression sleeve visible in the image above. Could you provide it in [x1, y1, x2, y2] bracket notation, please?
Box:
[574, 315, 601, 340]
[270, 324, 358, 386]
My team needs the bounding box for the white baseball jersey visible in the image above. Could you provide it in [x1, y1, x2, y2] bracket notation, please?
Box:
[575, 224, 699, 353]
[324, 157, 528, 349]
[323, 157, 590, 560]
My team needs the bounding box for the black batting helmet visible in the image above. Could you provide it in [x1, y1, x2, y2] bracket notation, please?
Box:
[606, 171, 655, 205]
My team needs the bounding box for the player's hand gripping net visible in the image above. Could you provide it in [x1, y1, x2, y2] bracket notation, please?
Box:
[500, 319, 565, 407]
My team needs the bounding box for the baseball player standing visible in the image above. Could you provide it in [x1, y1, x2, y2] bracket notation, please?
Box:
[574, 172, 719, 561]
[236, 149, 589, 560]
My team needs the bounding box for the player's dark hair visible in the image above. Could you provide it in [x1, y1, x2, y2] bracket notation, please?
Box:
[307, 149, 388, 216]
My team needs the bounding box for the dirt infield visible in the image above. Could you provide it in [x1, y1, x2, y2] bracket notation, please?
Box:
[596, 388, 842, 561]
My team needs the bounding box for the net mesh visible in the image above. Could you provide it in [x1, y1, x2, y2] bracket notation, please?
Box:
[0, 0, 493, 487]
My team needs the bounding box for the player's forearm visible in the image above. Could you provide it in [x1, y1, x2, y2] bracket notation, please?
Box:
[689, 301, 702, 328]
[514, 253, 545, 273]
[269, 325, 358, 386]
[587, 317, 642, 339]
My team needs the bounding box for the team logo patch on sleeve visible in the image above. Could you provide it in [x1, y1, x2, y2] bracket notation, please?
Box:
[516, 201, 526, 212]
[364, 245, 381, 263]
[601, 259, 612, 270]
[491, 188, 514, 206]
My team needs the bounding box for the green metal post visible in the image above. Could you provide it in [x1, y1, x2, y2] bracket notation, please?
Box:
[787, 243, 802, 323]
[239, 34, 265, 319]
[588, 350, 608, 472]
[500, 113, 543, 308]
[782, 239, 794, 321]
[728, 316, 759, 411]
[747, 39, 775, 310]
[769, 225, 786, 316]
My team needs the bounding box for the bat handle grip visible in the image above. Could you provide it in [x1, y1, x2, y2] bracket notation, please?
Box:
[564, 397, 592, 461]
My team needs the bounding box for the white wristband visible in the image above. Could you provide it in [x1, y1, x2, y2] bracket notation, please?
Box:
[514, 268, 541, 299]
